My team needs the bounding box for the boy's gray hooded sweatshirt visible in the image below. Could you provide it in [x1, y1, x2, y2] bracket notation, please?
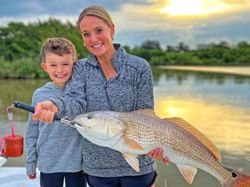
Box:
[25, 82, 83, 175]
[51, 44, 156, 177]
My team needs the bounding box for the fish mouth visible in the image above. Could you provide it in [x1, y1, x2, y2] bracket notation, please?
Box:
[74, 122, 87, 130]
[60, 118, 88, 130]
[74, 122, 84, 127]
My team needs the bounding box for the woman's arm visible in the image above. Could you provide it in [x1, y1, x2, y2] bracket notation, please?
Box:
[50, 60, 87, 119]
[135, 61, 154, 110]
[136, 60, 169, 164]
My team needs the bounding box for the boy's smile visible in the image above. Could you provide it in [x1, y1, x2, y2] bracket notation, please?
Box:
[41, 53, 74, 87]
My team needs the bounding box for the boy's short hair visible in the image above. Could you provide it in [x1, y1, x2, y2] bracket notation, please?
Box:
[40, 37, 77, 63]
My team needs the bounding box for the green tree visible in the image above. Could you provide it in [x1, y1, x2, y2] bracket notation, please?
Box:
[141, 40, 161, 50]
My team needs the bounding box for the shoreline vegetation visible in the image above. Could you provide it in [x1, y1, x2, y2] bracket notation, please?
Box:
[1, 19, 250, 79]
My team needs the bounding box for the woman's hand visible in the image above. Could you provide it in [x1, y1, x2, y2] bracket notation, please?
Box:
[32, 100, 58, 123]
[147, 147, 169, 165]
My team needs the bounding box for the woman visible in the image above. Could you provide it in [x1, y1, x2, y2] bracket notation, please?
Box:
[33, 5, 168, 187]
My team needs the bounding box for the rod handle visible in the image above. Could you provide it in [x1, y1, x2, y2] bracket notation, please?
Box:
[13, 101, 61, 121]
[14, 101, 34, 113]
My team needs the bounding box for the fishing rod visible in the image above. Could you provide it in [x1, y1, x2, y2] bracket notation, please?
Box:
[13, 101, 72, 126]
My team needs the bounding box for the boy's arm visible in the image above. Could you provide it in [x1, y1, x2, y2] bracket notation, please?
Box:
[25, 96, 39, 178]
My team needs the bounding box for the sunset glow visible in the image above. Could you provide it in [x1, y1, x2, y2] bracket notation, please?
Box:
[154, 96, 250, 155]
[160, 0, 231, 16]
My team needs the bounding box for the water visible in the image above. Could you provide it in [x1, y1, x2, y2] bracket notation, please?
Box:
[153, 68, 250, 187]
[0, 67, 250, 187]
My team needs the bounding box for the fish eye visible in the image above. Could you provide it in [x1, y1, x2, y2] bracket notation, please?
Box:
[231, 172, 237, 178]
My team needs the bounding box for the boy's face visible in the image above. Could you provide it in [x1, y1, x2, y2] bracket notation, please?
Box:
[41, 53, 74, 87]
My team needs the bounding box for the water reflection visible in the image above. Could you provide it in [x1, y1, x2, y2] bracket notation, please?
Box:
[152, 67, 250, 85]
[0, 79, 47, 120]
[152, 68, 250, 186]
[154, 97, 250, 159]
[0, 68, 250, 187]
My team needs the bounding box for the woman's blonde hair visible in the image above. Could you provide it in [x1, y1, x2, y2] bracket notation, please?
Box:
[40, 37, 77, 63]
[77, 5, 113, 30]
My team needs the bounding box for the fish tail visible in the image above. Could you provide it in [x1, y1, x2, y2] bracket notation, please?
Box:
[224, 170, 250, 187]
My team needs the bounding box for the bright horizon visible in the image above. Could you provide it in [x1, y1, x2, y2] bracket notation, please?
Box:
[160, 0, 233, 16]
[0, 0, 250, 48]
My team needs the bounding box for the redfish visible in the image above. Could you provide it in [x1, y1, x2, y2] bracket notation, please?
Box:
[72, 109, 250, 187]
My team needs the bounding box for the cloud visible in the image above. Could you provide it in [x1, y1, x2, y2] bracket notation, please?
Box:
[0, 0, 250, 47]
[0, 0, 156, 17]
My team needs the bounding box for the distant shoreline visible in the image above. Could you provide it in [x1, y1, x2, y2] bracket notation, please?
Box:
[159, 65, 250, 76]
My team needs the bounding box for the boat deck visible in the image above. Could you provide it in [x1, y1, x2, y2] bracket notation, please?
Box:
[0, 167, 40, 187]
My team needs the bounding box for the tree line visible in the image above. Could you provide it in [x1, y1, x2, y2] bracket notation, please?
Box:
[0, 19, 250, 79]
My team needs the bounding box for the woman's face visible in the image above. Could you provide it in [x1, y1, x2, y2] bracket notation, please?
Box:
[79, 16, 114, 57]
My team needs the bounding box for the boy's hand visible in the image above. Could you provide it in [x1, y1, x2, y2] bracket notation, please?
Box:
[32, 100, 58, 123]
[28, 173, 36, 179]
[147, 147, 169, 165]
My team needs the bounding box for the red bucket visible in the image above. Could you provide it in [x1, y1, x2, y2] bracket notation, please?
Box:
[1, 135, 23, 157]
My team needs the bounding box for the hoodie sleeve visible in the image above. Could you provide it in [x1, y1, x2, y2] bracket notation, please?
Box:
[25, 95, 39, 176]
[135, 60, 154, 110]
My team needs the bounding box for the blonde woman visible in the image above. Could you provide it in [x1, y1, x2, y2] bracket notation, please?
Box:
[33, 6, 168, 187]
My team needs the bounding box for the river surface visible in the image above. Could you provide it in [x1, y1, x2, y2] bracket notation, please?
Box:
[0, 66, 250, 187]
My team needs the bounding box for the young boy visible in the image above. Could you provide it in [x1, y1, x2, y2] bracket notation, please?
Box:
[25, 37, 86, 187]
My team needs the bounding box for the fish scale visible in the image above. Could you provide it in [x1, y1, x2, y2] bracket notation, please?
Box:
[116, 112, 236, 182]
[73, 109, 250, 187]
[121, 112, 242, 185]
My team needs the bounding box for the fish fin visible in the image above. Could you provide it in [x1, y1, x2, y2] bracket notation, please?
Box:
[164, 117, 222, 161]
[132, 109, 159, 118]
[177, 164, 198, 184]
[124, 136, 144, 150]
[122, 153, 140, 172]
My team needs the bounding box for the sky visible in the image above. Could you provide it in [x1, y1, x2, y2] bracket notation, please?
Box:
[1, 0, 250, 49]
